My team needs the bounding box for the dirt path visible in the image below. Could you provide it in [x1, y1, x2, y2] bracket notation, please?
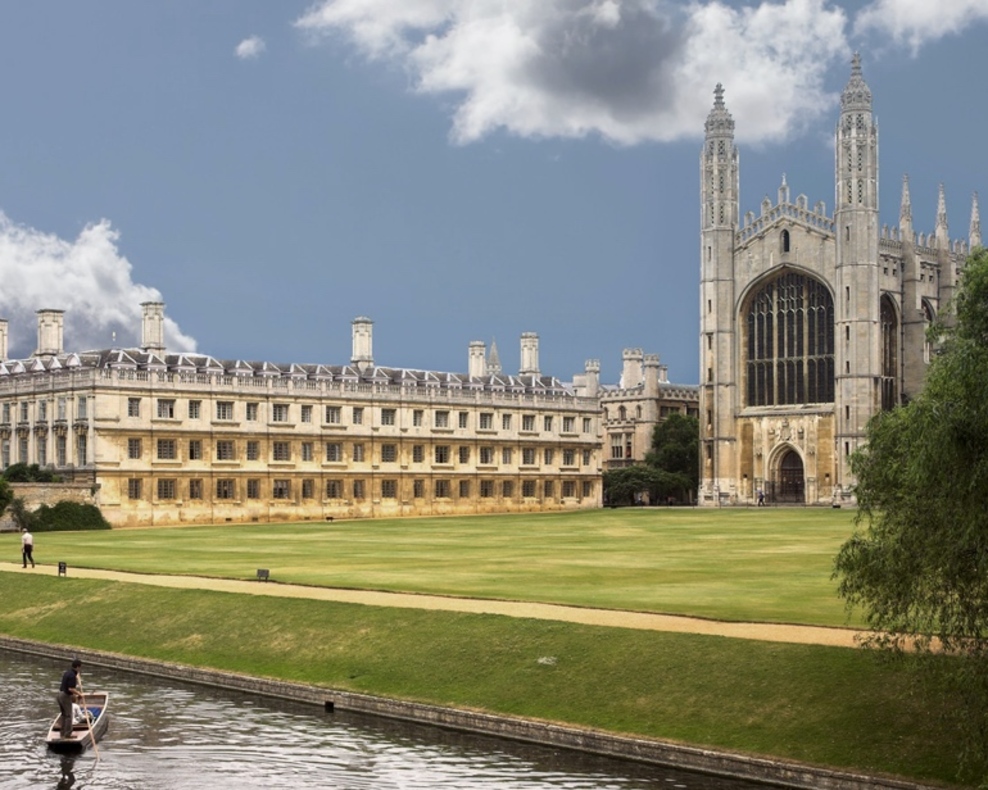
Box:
[0, 562, 863, 648]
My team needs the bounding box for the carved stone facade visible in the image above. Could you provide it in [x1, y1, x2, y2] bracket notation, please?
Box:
[572, 350, 698, 471]
[0, 307, 602, 526]
[699, 55, 981, 506]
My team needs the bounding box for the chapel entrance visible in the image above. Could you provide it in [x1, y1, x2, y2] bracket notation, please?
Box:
[776, 450, 805, 503]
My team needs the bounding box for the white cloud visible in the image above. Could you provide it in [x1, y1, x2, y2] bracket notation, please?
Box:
[296, 0, 849, 145]
[855, 0, 988, 52]
[235, 35, 267, 60]
[0, 211, 197, 358]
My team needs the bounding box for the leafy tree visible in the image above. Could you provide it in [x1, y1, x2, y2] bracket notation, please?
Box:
[834, 247, 988, 773]
[645, 413, 699, 503]
[32, 501, 110, 531]
[7, 497, 36, 531]
[0, 477, 13, 518]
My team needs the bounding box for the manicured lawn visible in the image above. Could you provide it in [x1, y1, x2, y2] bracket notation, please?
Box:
[0, 573, 964, 786]
[16, 508, 862, 626]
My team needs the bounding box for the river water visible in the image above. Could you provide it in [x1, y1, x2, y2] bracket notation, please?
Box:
[0, 651, 766, 790]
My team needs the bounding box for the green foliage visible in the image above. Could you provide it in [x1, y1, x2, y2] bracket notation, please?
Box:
[0, 478, 12, 515]
[31, 501, 110, 532]
[7, 497, 36, 531]
[602, 465, 685, 505]
[834, 246, 988, 774]
[646, 412, 699, 502]
[2, 463, 63, 483]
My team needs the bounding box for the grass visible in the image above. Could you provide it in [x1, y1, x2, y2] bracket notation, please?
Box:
[3, 507, 976, 785]
[14, 507, 863, 627]
[0, 572, 964, 785]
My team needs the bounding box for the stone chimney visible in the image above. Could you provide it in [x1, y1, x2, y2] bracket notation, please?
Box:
[141, 301, 166, 353]
[519, 332, 539, 376]
[620, 348, 644, 389]
[468, 341, 486, 378]
[582, 359, 600, 398]
[351, 316, 374, 372]
[35, 309, 65, 358]
[643, 354, 660, 397]
[0, 319, 7, 362]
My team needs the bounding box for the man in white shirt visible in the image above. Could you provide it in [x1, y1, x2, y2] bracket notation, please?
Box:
[21, 527, 34, 568]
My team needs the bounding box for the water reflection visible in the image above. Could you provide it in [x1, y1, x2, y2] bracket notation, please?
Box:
[0, 650, 763, 790]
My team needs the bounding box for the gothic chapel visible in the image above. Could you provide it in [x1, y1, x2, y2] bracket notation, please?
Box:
[699, 55, 982, 506]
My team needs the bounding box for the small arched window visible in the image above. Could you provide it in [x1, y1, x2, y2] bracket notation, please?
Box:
[781, 229, 791, 254]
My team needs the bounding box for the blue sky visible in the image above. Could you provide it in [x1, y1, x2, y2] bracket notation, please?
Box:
[0, 1, 986, 386]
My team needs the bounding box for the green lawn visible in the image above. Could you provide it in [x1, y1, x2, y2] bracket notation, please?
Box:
[14, 507, 862, 626]
[0, 573, 964, 786]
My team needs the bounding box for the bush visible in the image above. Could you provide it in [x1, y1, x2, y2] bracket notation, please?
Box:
[31, 501, 110, 532]
[2, 463, 63, 483]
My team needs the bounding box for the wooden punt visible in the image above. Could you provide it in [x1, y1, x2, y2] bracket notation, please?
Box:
[45, 692, 109, 753]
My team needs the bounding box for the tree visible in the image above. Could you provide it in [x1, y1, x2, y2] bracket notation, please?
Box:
[0, 477, 13, 516]
[834, 247, 988, 772]
[645, 413, 699, 503]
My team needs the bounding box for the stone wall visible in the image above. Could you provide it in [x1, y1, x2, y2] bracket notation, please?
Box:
[0, 483, 97, 532]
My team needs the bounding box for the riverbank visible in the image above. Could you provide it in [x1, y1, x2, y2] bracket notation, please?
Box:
[0, 635, 933, 790]
[0, 571, 963, 787]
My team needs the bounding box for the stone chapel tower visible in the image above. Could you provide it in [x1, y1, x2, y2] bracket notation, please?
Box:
[698, 83, 740, 503]
[833, 53, 880, 492]
[697, 54, 978, 506]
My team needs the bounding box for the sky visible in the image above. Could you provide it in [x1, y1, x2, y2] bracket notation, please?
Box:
[0, 1, 986, 387]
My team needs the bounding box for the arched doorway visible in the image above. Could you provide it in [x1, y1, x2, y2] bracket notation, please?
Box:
[777, 450, 805, 503]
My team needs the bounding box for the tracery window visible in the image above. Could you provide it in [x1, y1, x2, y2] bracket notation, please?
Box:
[745, 272, 834, 406]
[880, 295, 898, 411]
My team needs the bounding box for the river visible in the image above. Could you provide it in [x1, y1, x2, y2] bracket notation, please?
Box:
[0, 650, 766, 790]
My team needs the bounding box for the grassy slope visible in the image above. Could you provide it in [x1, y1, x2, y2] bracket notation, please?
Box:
[18, 508, 861, 626]
[0, 573, 960, 785]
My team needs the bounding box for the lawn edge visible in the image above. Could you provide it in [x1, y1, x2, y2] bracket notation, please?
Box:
[0, 635, 942, 790]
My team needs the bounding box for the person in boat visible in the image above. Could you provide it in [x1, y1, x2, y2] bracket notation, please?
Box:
[57, 659, 83, 739]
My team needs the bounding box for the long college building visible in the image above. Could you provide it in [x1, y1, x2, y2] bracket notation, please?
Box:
[0, 306, 603, 526]
[700, 55, 982, 505]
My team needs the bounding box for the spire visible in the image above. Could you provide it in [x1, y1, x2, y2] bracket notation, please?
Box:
[486, 338, 501, 375]
[704, 83, 734, 138]
[899, 174, 912, 237]
[840, 52, 872, 112]
[778, 173, 790, 206]
[936, 183, 949, 246]
[972, 192, 982, 249]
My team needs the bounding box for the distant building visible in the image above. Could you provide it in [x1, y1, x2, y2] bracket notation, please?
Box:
[0, 305, 602, 526]
[572, 350, 698, 471]
[699, 55, 982, 505]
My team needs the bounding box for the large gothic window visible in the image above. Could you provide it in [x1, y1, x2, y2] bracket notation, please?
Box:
[880, 295, 898, 411]
[745, 272, 834, 406]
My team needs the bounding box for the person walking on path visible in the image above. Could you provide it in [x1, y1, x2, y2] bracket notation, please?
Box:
[57, 659, 83, 739]
[21, 527, 34, 568]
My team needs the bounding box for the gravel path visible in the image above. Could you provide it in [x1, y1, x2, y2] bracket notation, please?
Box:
[1, 562, 863, 648]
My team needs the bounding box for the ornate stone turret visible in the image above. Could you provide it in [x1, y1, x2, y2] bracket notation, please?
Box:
[899, 174, 913, 239]
[620, 348, 644, 389]
[699, 81, 740, 503]
[972, 192, 982, 249]
[834, 52, 879, 492]
[487, 339, 502, 375]
[0, 319, 7, 362]
[935, 183, 950, 248]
